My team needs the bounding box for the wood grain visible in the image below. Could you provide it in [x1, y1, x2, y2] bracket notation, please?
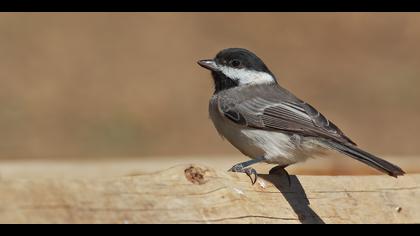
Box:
[0, 164, 418, 224]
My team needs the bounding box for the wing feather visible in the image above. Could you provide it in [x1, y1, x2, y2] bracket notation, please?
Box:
[217, 84, 356, 145]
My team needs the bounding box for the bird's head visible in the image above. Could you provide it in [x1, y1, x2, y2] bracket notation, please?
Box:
[198, 48, 277, 93]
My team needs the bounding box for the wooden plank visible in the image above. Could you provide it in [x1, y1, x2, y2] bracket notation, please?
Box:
[0, 164, 418, 224]
[0, 156, 416, 179]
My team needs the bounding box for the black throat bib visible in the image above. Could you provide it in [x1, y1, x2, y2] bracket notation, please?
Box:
[211, 71, 239, 93]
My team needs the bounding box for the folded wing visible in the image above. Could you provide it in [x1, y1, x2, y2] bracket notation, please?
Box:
[218, 84, 356, 145]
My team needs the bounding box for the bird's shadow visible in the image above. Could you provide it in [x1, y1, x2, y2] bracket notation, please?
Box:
[259, 172, 325, 224]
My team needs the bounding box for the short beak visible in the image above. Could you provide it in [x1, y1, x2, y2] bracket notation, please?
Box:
[197, 59, 219, 72]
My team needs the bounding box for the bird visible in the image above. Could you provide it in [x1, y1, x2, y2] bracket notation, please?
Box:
[197, 48, 405, 185]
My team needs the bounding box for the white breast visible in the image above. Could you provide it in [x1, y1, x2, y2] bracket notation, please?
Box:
[240, 129, 301, 165]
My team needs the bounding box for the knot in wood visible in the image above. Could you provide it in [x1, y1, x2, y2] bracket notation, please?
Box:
[184, 166, 208, 185]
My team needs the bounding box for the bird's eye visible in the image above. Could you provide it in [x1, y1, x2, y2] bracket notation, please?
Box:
[230, 59, 242, 68]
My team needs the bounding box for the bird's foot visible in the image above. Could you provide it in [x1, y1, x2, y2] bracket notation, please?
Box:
[269, 165, 291, 187]
[228, 164, 258, 185]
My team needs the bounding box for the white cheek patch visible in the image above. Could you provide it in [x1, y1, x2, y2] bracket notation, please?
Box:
[219, 66, 275, 85]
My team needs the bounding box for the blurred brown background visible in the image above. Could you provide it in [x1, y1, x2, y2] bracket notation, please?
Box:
[0, 13, 419, 163]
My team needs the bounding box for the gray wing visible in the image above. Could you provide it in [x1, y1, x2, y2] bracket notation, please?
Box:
[218, 84, 356, 145]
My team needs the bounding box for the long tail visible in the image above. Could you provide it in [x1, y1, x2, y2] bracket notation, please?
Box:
[326, 141, 405, 177]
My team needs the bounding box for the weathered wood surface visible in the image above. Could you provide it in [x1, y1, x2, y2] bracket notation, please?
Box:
[0, 156, 416, 179]
[0, 164, 418, 224]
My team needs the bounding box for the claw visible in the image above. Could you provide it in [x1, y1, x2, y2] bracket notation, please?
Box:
[227, 158, 265, 185]
[244, 168, 258, 185]
[228, 165, 259, 185]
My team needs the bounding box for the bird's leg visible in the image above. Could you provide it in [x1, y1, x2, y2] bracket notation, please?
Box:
[269, 165, 291, 187]
[228, 157, 265, 185]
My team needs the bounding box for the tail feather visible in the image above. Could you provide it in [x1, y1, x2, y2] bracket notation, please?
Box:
[326, 141, 405, 177]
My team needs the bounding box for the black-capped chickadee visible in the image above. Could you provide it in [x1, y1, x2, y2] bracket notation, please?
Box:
[198, 48, 405, 184]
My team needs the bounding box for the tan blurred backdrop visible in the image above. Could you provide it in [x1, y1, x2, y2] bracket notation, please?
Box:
[0, 13, 419, 161]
